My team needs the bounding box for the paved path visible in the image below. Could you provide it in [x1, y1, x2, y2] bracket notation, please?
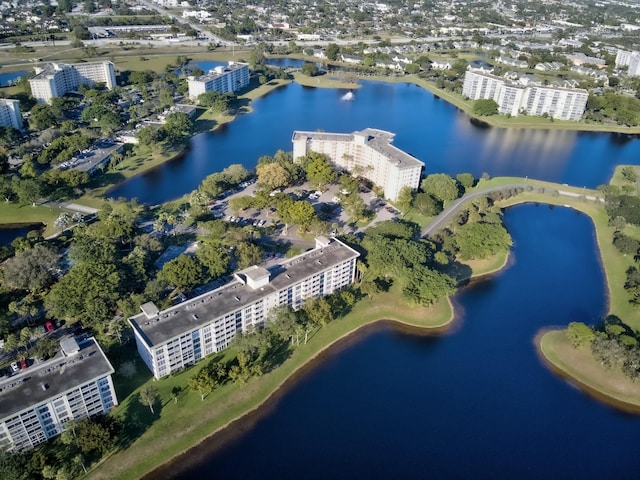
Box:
[53, 202, 99, 215]
[420, 183, 604, 238]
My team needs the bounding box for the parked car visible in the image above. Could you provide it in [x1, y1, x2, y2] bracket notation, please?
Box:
[19, 358, 27, 370]
[10, 362, 19, 373]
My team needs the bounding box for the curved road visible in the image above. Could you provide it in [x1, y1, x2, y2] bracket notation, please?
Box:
[421, 183, 528, 238]
[421, 182, 605, 238]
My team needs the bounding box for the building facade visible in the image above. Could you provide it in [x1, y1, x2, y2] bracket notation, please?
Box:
[291, 128, 424, 201]
[0, 99, 22, 130]
[615, 49, 640, 76]
[0, 337, 118, 452]
[130, 237, 360, 379]
[187, 62, 250, 99]
[462, 69, 588, 121]
[29, 61, 116, 104]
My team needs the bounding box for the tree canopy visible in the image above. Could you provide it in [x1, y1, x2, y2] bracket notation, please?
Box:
[421, 174, 459, 202]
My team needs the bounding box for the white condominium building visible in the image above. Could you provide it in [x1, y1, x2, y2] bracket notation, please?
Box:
[29, 61, 116, 104]
[0, 337, 118, 452]
[130, 237, 359, 379]
[0, 99, 22, 130]
[187, 62, 250, 99]
[291, 128, 424, 201]
[462, 69, 589, 121]
[615, 49, 640, 76]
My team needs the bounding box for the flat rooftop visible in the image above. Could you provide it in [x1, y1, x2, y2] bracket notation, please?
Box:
[130, 238, 359, 348]
[0, 337, 114, 420]
[292, 128, 424, 169]
[190, 62, 248, 83]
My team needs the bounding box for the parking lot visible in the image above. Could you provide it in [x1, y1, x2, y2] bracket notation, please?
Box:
[214, 179, 400, 237]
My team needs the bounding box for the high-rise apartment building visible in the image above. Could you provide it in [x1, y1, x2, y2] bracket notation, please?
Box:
[462, 69, 589, 121]
[130, 237, 359, 379]
[187, 62, 250, 99]
[0, 337, 118, 452]
[291, 128, 424, 201]
[0, 99, 22, 130]
[615, 49, 640, 76]
[29, 61, 116, 104]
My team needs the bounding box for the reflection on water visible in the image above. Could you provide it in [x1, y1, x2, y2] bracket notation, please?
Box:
[476, 127, 576, 178]
[108, 80, 640, 204]
[153, 206, 640, 480]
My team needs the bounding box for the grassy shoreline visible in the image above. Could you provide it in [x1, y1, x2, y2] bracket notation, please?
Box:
[537, 329, 640, 412]
[87, 288, 455, 480]
[87, 251, 510, 480]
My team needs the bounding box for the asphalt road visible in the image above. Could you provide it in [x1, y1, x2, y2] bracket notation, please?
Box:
[420, 183, 528, 238]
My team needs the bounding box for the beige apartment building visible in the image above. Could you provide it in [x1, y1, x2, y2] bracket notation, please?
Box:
[292, 128, 424, 201]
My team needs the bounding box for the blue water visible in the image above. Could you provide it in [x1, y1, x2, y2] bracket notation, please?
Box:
[162, 204, 640, 480]
[108, 81, 640, 204]
[0, 225, 40, 246]
[0, 70, 27, 87]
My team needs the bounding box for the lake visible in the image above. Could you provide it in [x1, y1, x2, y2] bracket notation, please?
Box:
[0, 224, 42, 246]
[153, 204, 640, 480]
[108, 80, 640, 205]
[0, 70, 27, 87]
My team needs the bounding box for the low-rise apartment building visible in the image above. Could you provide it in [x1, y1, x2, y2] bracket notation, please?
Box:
[0, 99, 22, 130]
[291, 128, 424, 201]
[187, 62, 250, 99]
[29, 61, 116, 103]
[462, 69, 588, 121]
[0, 337, 118, 452]
[129, 237, 359, 379]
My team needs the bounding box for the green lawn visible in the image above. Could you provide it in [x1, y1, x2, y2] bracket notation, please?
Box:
[539, 330, 640, 411]
[0, 202, 75, 238]
[86, 286, 452, 480]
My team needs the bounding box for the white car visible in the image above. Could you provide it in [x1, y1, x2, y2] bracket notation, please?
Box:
[10, 362, 19, 373]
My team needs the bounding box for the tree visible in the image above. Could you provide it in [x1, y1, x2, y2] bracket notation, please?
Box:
[402, 265, 455, 305]
[14, 178, 43, 206]
[256, 162, 291, 189]
[621, 166, 638, 184]
[456, 173, 475, 190]
[161, 112, 192, 144]
[139, 384, 159, 414]
[454, 222, 512, 260]
[197, 91, 232, 113]
[303, 153, 337, 189]
[421, 174, 459, 202]
[74, 418, 117, 455]
[396, 186, 414, 212]
[2, 244, 59, 293]
[404, 63, 420, 74]
[45, 261, 122, 326]
[236, 242, 262, 269]
[159, 255, 206, 291]
[29, 104, 57, 131]
[301, 62, 319, 76]
[54, 212, 71, 231]
[196, 242, 229, 279]
[473, 99, 499, 116]
[412, 193, 442, 216]
[566, 322, 596, 348]
[303, 297, 333, 327]
[135, 126, 159, 146]
[171, 386, 182, 403]
[280, 200, 317, 231]
[266, 305, 298, 343]
[326, 43, 340, 61]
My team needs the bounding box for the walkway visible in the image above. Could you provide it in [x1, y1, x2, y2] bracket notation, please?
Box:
[420, 182, 604, 238]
